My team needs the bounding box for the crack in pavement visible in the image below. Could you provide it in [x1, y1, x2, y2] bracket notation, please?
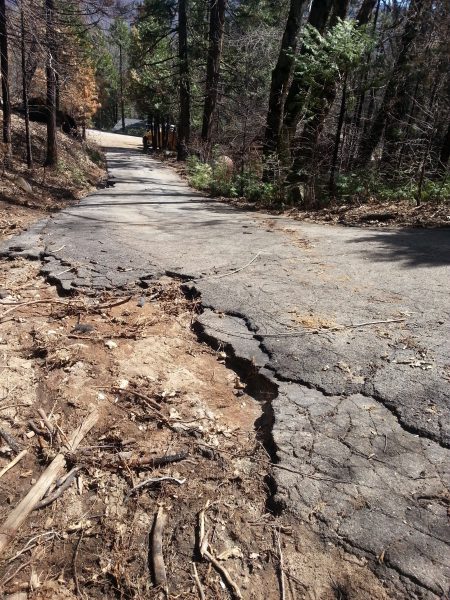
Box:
[1, 133, 449, 598]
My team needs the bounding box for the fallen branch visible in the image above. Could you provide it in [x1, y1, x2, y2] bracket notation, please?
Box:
[275, 528, 286, 600]
[128, 451, 188, 469]
[151, 506, 168, 593]
[0, 299, 71, 322]
[0, 428, 22, 454]
[37, 408, 55, 437]
[203, 549, 243, 600]
[347, 318, 406, 328]
[0, 409, 99, 555]
[192, 562, 206, 600]
[196, 501, 242, 599]
[113, 387, 163, 412]
[0, 449, 27, 480]
[34, 467, 81, 510]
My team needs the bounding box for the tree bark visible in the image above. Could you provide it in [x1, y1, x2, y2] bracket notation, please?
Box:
[119, 43, 125, 132]
[329, 72, 348, 196]
[201, 0, 226, 151]
[438, 120, 450, 172]
[20, 1, 32, 168]
[357, 0, 426, 167]
[45, 0, 58, 167]
[0, 0, 11, 157]
[281, 0, 334, 151]
[177, 0, 190, 161]
[262, 0, 305, 177]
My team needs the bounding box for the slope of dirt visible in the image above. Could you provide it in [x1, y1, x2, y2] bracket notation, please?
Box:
[0, 260, 394, 600]
[0, 114, 106, 241]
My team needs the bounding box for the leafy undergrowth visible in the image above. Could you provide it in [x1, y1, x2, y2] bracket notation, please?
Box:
[0, 260, 392, 600]
[180, 156, 450, 228]
[0, 114, 106, 242]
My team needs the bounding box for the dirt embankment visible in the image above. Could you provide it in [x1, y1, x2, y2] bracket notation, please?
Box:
[0, 260, 392, 600]
[0, 115, 106, 242]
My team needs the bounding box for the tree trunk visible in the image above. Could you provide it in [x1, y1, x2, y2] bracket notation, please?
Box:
[119, 44, 125, 132]
[0, 0, 11, 158]
[201, 0, 226, 151]
[262, 0, 305, 177]
[20, 1, 32, 168]
[329, 72, 348, 197]
[281, 0, 334, 151]
[177, 0, 190, 161]
[438, 120, 450, 172]
[357, 0, 426, 167]
[45, 0, 58, 167]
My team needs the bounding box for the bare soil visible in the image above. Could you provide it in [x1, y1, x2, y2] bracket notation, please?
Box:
[0, 260, 394, 599]
[0, 114, 106, 242]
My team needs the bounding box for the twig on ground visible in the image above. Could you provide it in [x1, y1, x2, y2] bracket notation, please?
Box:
[73, 529, 84, 597]
[37, 408, 55, 437]
[34, 467, 81, 510]
[196, 501, 242, 599]
[128, 451, 188, 469]
[151, 506, 168, 594]
[114, 388, 174, 427]
[348, 318, 406, 328]
[96, 295, 133, 310]
[275, 528, 286, 600]
[0, 428, 22, 455]
[0, 299, 70, 321]
[128, 476, 185, 495]
[113, 387, 162, 411]
[0, 409, 99, 555]
[203, 549, 243, 600]
[192, 562, 206, 600]
[0, 449, 27, 480]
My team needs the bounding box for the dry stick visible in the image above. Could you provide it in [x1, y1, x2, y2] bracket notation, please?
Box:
[73, 529, 84, 598]
[113, 387, 163, 412]
[34, 468, 80, 510]
[96, 295, 133, 310]
[197, 502, 242, 600]
[275, 528, 286, 600]
[0, 450, 27, 480]
[151, 506, 168, 594]
[128, 476, 185, 495]
[0, 299, 71, 321]
[0, 428, 22, 454]
[114, 388, 173, 428]
[203, 549, 243, 600]
[0, 409, 99, 556]
[37, 408, 55, 436]
[192, 562, 206, 600]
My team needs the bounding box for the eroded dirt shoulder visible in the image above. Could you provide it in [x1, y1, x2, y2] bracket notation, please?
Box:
[0, 260, 391, 599]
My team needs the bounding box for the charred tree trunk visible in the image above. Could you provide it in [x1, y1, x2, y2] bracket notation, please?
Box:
[262, 0, 305, 178]
[357, 0, 425, 167]
[20, 1, 32, 168]
[45, 0, 58, 167]
[177, 0, 190, 161]
[0, 0, 11, 158]
[201, 0, 226, 151]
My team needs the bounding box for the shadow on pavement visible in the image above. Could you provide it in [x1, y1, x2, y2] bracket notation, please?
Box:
[347, 228, 450, 267]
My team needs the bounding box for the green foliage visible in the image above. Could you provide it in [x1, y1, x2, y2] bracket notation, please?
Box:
[335, 172, 450, 204]
[295, 19, 373, 87]
[186, 156, 213, 190]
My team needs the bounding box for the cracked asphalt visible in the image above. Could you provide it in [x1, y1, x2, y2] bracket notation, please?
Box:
[2, 131, 449, 598]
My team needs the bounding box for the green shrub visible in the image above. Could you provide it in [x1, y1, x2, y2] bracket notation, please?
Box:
[186, 156, 213, 190]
